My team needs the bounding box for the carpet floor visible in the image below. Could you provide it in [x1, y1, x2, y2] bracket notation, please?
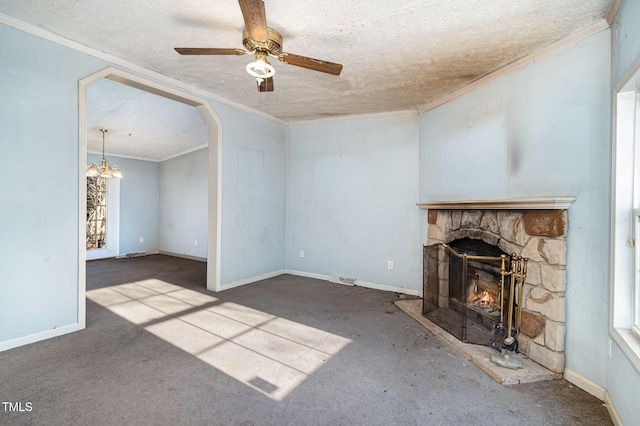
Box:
[0, 255, 612, 425]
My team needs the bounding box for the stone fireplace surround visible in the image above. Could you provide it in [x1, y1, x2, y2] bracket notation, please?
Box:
[417, 197, 575, 373]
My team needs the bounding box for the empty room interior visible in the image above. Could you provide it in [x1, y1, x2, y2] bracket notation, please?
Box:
[1, 0, 639, 424]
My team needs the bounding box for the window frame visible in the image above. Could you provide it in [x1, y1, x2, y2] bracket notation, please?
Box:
[611, 54, 640, 372]
[633, 208, 640, 340]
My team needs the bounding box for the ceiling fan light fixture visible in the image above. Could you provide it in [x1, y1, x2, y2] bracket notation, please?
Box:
[246, 52, 275, 79]
[174, 2, 343, 91]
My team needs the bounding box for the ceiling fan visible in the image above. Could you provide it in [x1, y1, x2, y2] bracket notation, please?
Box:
[174, 0, 343, 92]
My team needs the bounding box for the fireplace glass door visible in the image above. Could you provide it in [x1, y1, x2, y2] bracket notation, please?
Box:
[423, 241, 510, 345]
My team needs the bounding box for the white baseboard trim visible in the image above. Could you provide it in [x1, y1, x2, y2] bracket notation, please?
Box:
[604, 391, 623, 426]
[0, 323, 80, 353]
[157, 250, 206, 262]
[220, 270, 286, 291]
[355, 279, 423, 297]
[563, 369, 623, 424]
[284, 269, 422, 296]
[115, 249, 159, 259]
[285, 269, 331, 281]
[563, 368, 606, 400]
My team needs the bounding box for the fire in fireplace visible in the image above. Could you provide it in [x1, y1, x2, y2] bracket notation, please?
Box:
[419, 204, 571, 373]
[423, 238, 513, 347]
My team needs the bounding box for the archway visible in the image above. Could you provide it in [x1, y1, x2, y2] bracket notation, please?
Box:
[77, 67, 222, 328]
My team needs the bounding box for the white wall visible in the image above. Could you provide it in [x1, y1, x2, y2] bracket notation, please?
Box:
[88, 154, 160, 255]
[159, 148, 208, 258]
[286, 115, 421, 292]
[608, 1, 640, 423]
[419, 30, 611, 388]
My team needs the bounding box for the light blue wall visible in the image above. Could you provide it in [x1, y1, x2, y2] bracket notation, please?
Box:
[213, 103, 287, 286]
[88, 153, 161, 255]
[0, 21, 288, 346]
[0, 23, 107, 342]
[611, 0, 640, 85]
[287, 115, 421, 291]
[608, 1, 640, 424]
[419, 30, 611, 387]
[159, 148, 208, 258]
[3, 11, 638, 423]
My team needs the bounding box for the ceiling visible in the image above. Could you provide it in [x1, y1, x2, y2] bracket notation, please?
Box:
[86, 79, 207, 161]
[0, 0, 614, 160]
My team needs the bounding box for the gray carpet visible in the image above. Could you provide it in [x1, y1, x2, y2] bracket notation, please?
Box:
[0, 255, 611, 425]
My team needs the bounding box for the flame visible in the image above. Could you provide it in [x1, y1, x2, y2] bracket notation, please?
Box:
[471, 290, 497, 308]
[478, 291, 493, 304]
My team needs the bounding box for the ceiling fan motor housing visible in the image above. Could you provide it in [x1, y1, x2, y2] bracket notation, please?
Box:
[242, 27, 283, 55]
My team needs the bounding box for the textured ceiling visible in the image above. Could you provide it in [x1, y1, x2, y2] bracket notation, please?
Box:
[0, 0, 611, 123]
[87, 79, 207, 161]
[0, 0, 614, 160]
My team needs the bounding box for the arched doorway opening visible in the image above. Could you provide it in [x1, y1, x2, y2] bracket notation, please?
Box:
[77, 67, 222, 328]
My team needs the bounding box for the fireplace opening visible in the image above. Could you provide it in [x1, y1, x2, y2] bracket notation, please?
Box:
[423, 238, 515, 346]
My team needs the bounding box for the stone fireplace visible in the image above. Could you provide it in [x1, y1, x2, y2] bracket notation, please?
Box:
[418, 197, 575, 373]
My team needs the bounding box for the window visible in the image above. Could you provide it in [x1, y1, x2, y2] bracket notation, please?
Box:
[85, 172, 119, 260]
[612, 56, 640, 371]
[86, 176, 107, 250]
[634, 91, 640, 340]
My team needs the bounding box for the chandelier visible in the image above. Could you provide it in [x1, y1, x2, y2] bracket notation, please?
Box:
[86, 128, 122, 179]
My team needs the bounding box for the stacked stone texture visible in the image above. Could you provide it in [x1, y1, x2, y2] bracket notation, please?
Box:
[426, 209, 567, 373]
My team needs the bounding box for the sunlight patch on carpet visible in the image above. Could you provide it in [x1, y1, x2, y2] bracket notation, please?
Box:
[87, 281, 351, 400]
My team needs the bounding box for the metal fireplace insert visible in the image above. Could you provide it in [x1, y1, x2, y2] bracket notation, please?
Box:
[423, 238, 516, 346]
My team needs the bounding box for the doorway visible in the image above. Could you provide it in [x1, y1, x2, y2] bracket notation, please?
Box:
[77, 67, 222, 329]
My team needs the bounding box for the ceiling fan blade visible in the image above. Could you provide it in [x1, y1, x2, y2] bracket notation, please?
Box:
[277, 52, 343, 76]
[174, 48, 247, 55]
[238, 0, 268, 43]
[257, 77, 274, 92]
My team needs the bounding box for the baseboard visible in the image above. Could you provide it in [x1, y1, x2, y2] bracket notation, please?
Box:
[157, 250, 206, 262]
[115, 249, 159, 259]
[284, 269, 422, 296]
[563, 368, 606, 400]
[604, 391, 623, 426]
[0, 323, 80, 353]
[354, 279, 423, 297]
[285, 269, 331, 281]
[220, 270, 286, 291]
[557, 368, 624, 424]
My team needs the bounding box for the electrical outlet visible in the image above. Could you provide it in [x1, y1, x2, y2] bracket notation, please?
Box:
[387, 260, 394, 270]
[299, 250, 305, 258]
[194, 240, 198, 246]
[139, 237, 144, 243]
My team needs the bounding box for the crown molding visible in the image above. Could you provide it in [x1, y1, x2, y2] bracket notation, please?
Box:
[416, 197, 577, 210]
[87, 144, 208, 163]
[418, 18, 610, 114]
[605, 0, 624, 26]
[0, 11, 615, 126]
[288, 109, 418, 126]
[0, 13, 287, 126]
[87, 150, 160, 163]
[158, 144, 209, 162]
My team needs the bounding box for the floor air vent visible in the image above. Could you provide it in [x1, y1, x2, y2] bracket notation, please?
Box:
[329, 275, 356, 285]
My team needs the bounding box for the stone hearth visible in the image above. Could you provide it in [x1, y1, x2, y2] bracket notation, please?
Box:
[417, 197, 575, 373]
